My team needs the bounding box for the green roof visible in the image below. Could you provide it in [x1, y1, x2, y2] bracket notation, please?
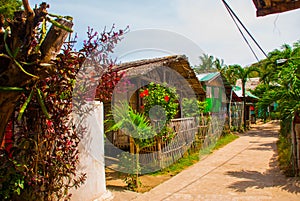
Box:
[197, 72, 219, 82]
[233, 85, 259, 99]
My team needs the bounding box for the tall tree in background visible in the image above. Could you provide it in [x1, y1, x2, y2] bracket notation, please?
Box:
[227, 65, 259, 130]
[254, 41, 300, 175]
[194, 54, 229, 74]
[194, 54, 215, 74]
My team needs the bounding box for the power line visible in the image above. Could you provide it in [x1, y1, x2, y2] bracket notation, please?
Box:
[224, 3, 259, 61]
[221, 0, 268, 60]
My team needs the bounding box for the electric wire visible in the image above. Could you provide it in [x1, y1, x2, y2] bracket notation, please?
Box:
[222, 0, 268, 59]
[224, 3, 260, 62]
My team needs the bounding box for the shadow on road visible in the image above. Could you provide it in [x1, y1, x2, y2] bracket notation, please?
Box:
[226, 153, 300, 194]
[226, 121, 300, 194]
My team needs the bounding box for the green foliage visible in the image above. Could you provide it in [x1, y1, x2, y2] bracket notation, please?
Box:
[193, 54, 226, 74]
[151, 133, 238, 176]
[182, 98, 207, 117]
[0, 153, 25, 200]
[140, 82, 179, 124]
[140, 82, 179, 138]
[0, 0, 22, 19]
[109, 103, 155, 189]
[110, 102, 155, 148]
[277, 135, 294, 176]
[253, 41, 300, 176]
[256, 42, 300, 123]
[118, 152, 141, 190]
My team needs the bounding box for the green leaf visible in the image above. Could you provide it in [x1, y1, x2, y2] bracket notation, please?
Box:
[36, 88, 51, 119]
[0, 86, 25, 91]
[48, 18, 73, 32]
[17, 89, 34, 121]
[13, 47, 20, 58]
[4, 28, 13, 58]
[0, 53, 11, 59]
[14, 59, 39, 78]
[20, 61, 36, 66]
[36, 18, 47, 50]
[48, 13, 73, 21]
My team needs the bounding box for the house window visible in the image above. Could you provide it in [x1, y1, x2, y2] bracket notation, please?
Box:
[206, 86, 212, 98]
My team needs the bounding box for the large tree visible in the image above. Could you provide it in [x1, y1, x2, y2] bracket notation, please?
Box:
[254, 42, 300, 175]
[194, 54, 215, 74]
[0, 0, 74, 143]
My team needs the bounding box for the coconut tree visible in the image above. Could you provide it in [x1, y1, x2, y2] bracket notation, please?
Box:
[227, 65, 260, 130]
[194, 54, 215, 74]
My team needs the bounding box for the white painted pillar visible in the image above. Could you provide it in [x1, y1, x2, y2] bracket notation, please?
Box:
[71, 101, 112, 201]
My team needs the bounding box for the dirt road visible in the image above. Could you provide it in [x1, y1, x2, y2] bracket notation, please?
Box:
[108, 121, 300, 201]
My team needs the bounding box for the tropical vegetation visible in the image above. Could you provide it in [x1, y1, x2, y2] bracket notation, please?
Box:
[0, 1, 126, 199]
[252, 42, 300, 175]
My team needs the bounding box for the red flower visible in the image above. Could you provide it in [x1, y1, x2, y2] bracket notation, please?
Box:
[46, 120, 53, 127]
[140, 89, 149, 98]
[164, 95, 169, 102]
[66, 140, 72, 147]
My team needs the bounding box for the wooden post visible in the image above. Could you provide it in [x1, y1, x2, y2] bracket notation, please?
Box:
[157, 137, 162, 169]
[130, 137, 135, 153]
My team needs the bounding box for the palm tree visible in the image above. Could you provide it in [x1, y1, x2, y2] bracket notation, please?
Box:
[194, 54, 215, 74]
[214, 58, 225, 72]
[228, 65, 260, 130]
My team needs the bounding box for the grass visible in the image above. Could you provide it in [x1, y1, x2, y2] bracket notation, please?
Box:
[277, 135, 294, 176]
[150, 133, 239, 176]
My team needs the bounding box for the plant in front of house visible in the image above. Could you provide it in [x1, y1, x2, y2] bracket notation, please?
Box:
[140, 82, 179, 141]
[108, 102, 155, 190]
[181, 98, 207, 117]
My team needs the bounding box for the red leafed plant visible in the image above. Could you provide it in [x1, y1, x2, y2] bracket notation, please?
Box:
[0, 24, 127, 201]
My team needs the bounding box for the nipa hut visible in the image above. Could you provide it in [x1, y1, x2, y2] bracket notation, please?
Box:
[106, 55, 206, 151]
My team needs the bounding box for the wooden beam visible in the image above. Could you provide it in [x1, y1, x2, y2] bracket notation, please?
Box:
[257, 1, 300, 16]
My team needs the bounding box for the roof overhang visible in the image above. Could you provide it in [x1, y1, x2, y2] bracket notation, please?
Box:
[252, 0, 300, 17]
[113, 55, 206, 100]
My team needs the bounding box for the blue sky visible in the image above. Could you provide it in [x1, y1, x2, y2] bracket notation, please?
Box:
[29, 0, 300, 66]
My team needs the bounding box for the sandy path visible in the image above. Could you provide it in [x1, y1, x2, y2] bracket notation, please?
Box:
[108, 121, 300, 201]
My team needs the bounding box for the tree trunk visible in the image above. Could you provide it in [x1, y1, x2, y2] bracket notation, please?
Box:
[242, 82, 246, 130]
[135, 144, 140, 189]
[0, 19, 73, 144]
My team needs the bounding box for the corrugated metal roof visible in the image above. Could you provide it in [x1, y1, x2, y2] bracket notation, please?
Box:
[233, 86, 259, 99]
[197, 72, 219, 82]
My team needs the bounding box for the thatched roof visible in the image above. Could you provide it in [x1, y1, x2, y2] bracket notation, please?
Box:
[113, 55, 206, 100]
[252, 0, 300, 16]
